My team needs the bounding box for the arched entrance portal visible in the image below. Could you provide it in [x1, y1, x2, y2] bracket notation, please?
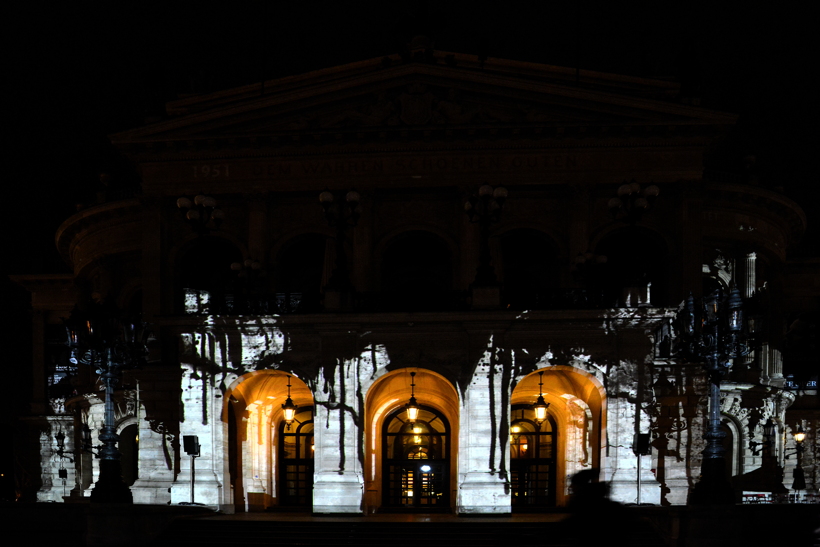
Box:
[509, 405, 556, 508]
[511, 367, 605, 507]
[225, 371, 314, 512]
[383, 404, 450, 509]
[364, 368, 459, 513]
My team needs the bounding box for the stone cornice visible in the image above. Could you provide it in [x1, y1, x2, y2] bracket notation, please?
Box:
[118, 125, 724, 164]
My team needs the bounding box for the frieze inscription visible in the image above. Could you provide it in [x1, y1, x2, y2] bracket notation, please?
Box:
[248, 154, 578, 179]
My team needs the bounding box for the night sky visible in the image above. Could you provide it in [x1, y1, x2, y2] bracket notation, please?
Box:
[7, 2, 818, 276]
[1, 1, 817, 499]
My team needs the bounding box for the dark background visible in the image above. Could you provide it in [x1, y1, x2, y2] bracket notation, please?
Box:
[6, 2, 819, 275]
[2, 2, 817, 495]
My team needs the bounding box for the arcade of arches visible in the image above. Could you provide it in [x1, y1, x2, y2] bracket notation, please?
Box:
[217, 365, 605, 513]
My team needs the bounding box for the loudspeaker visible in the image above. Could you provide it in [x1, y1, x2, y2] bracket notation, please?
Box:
[183, 435, 200, 456]
[634, 433, 651, 455]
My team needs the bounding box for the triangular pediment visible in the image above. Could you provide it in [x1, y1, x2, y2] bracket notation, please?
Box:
[111, 52, 737, 146]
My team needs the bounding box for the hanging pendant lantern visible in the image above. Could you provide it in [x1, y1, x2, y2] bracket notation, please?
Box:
[533, 371, 550, 426]
[282, 375, 298, 431]
[406, 371, 420, 423]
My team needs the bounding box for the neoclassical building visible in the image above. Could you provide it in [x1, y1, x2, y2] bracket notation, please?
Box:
[14, 48, 817, 513]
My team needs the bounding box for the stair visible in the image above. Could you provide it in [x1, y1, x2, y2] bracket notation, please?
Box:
[155, 516, 667, 547]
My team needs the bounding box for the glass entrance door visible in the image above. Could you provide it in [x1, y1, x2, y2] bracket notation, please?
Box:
[383, 406, 449, 510]
[278, 407, 314, 507]
[510, 407, 555, 508]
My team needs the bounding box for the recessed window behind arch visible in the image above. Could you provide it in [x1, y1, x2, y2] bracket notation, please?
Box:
[595, 227, 668, 307]
[178, 236, 242, 314]
[274, 233, 327, 312]
[381, 231, 453, 311]
[500, 229, 559, 309]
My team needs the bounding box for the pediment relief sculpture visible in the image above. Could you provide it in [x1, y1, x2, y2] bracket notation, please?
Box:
[213, 84, 606, 136]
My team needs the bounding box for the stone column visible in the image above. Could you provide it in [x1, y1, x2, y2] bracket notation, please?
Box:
[247, 197, 267, 260]
[312, 358, 364, 513]
[352, 193, 374, 291]
[459, 186, 479, 289]
[131, 413, 174, 504]
[141, 198, 163, 320]
[742, 252, 757, 298]
[457, 359, 511, 514]
[568, 183, 591, 287]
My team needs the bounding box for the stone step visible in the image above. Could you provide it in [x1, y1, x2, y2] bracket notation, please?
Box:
[155, 518, 667, 547]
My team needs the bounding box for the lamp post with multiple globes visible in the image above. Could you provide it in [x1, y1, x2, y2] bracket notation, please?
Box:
[681, 287, 751, 504]
[177, 193, 225, 235]
[64, 299, 149, 504]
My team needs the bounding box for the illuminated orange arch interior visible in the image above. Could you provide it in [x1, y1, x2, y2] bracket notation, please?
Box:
[511, 366, 606, 506]
[224, 370, 314, 511]
[364, 367, 460, 513]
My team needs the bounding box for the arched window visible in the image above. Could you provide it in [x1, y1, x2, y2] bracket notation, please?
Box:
[274, 234, 327, 313]
[381, 231, 453, 311]
[595, 227, 668, 307]
[178, 236, 242, 314]
[382, 405, 450, 510]
[500, 229, 559, 309]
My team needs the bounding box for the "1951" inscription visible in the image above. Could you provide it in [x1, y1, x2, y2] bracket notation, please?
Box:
[193, 164, 230, 178]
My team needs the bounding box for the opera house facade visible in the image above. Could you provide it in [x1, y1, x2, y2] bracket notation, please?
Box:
[14, 48, 816, 513]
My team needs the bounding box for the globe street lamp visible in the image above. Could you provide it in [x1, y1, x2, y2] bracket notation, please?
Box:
[788, 425, 807, 499]
[64, 299, 149, 504]
[680, 287, 751, 504]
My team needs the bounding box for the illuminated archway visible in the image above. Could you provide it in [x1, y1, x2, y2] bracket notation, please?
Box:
[364, 368, 459, 513]
[511, 366, 606, 506]
[224, 370, 314, 511]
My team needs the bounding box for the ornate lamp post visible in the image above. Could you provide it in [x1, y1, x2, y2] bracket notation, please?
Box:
[464, 184, 507, 286]
[319, 189, 361, 307]
[65, 300, 149, 504]
[681, 287, 751, 504]
[788, 425, 807, 498]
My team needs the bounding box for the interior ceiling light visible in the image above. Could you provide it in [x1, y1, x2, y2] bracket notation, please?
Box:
[533, 371, 550, 426]
[406, 371, 419, 423]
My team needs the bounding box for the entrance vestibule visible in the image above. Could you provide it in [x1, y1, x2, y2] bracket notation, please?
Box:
[511, 366, 605, 507]
[225, 370, 314, 511]
[364, 368, 460, 513]
[382, 404, 450, 509]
